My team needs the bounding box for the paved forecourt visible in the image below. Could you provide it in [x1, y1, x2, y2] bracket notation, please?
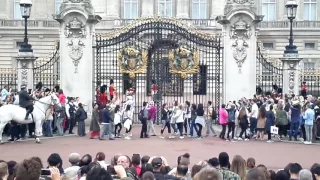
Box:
[0, 126, 317, 170]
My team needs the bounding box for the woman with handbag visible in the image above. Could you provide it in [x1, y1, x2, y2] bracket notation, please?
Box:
[123, 105, 133, 140]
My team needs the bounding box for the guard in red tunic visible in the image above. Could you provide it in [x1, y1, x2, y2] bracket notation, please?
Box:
[109, 79, 115, 101]
[100, 85, 108, 107]
[151, 80, 158, 96]
[301, 81, 308, 98]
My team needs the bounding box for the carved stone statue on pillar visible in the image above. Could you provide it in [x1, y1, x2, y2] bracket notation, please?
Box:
[64, 17, 87, 73]
[216, 0, 263, 102]
[54, 0, 101, 115]
[229, 18, 252, 73]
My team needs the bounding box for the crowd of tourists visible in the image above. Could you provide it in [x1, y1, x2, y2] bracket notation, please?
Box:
[92, 93, 320, 145]
[1, 80, 320, 145]
[215, 93, 320, 144]
[0, 151, 319, 180]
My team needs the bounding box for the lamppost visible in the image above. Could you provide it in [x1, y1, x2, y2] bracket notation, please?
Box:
[19, 0, 33, 53]
[284, 0, 298, 55]
[280, 0, 302, 98]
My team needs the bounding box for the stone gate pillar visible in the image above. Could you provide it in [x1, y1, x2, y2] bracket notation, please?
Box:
[280, 55, 302, 96]
[54, 0, 101, 113]
[217, 0, 263, 102]
[16, 53, 37, 90]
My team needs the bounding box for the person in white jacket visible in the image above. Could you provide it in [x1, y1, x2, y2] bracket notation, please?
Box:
[172, 104, 184, 139]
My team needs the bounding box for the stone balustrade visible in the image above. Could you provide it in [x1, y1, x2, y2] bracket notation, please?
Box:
[258, 21, 320, 28]
[2, 19, 320, 30]
[0, 19, 217, 29]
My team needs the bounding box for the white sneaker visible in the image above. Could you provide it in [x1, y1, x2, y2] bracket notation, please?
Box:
[129, 134, 133, 137]
[124, 136, 131, 140]
[159, 136, 165, 139]
[253, 135, 257, 138]
[179, 136, 184, 139]
[169, 136, 175, 139]
[309, 141, 312, 144]
[304, 141, 308, 144]
[237, 138, 243, 141]
[267, 140, 274, 143]
[188, 135, 192, 138]
[244, 138, 249, 141]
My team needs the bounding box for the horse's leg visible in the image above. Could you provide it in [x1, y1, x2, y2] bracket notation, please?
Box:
[34, 121, 42, 143]
[0, 123, 6, 144]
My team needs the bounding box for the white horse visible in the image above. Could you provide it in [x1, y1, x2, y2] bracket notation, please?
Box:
[0, 93, 60, 144]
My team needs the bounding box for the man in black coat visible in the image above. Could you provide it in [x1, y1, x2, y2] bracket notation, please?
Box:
[19, 85, 35, 120]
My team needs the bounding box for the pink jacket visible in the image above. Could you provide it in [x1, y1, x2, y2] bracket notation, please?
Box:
[59, 94, 66, 104]
[148, 105, 157, 121]
[219, 108, 228, 125]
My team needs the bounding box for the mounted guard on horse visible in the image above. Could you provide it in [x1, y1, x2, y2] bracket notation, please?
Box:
[19, 84, 36, 120]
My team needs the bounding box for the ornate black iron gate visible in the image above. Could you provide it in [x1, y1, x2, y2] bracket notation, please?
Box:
[33, 42, 60, 90]
[256, 42, 283, 95]
[94, 17, 223, 122]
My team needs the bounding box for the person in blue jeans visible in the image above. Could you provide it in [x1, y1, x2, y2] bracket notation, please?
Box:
[45, 107, 54, 137]
[289, 101, 301, 141]
[189, 104, 198, 137]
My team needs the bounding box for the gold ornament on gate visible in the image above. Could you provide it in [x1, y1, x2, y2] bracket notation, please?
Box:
[117, 46, 148, 79]
[169, 45, 199, 79]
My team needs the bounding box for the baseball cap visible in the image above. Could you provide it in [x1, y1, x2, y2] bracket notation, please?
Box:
[151, 157, 162, 168]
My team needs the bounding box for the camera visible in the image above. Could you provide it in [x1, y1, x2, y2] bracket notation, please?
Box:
[41, 169, 51, 176]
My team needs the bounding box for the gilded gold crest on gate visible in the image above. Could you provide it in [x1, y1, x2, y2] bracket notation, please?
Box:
[169, 45, 199, 79]
[117, 46, 148, 79]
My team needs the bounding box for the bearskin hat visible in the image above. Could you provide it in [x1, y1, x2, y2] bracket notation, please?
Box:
[256, 86, 262, 95]
[54, 85, 60, 92]
[100, 85, 107, 93]
[272, 84, 278, 91]
[35, 82, 43, 91]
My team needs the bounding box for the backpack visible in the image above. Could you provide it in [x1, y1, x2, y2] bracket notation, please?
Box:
[84, 110, 88, 119]
[138, 109, 144, 120]
[138, 108, 148, 121]
[228, 109, 236, 122]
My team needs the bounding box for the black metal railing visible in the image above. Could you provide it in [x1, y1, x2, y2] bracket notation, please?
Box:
[0, 68, 18, 92]
[299, 69, 320, 97]
[33, 42, 60, 90]
[256, 42, 283, 95]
